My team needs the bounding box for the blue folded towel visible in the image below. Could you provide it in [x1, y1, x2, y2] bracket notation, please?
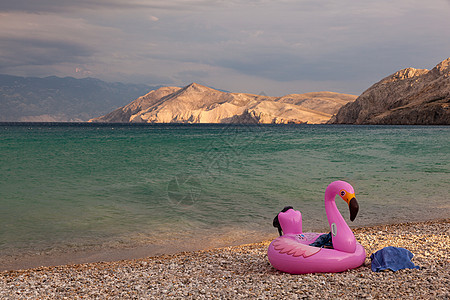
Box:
[370, 246, 420, 272]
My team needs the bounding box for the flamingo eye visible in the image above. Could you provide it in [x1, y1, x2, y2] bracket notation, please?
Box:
[340, 190, 346, 197]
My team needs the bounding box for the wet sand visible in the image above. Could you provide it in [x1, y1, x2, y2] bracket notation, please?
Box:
[0, 219, 448, 299]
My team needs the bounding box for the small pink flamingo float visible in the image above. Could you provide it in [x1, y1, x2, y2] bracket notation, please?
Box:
[267, 180, 366, 274]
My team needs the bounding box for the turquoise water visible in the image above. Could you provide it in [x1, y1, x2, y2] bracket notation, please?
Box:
[0, 123, 449, 267]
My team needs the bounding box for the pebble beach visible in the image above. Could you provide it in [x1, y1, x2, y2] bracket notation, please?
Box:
[0, 219, 448, 299]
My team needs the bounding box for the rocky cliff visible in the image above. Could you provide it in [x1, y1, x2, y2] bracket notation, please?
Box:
[329, 58, 450, 125]
[89, 83, 356, 124]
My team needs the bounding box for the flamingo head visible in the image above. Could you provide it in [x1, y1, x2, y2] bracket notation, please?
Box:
[336, 183, 359, 222]
[273, 206, 294, 236]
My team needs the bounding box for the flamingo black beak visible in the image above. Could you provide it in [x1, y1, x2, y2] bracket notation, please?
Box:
[349, 197, 359, 222]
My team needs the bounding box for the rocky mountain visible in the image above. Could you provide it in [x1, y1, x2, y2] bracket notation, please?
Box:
[89, 83, 356, 124]
[329, 58, 450, 125]
[0, 74, 160, 122]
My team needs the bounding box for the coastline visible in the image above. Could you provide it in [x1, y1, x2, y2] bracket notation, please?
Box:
[0, 219, 448, 299]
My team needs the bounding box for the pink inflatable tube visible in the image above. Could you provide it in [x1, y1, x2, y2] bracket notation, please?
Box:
[267, 181, 366, 274]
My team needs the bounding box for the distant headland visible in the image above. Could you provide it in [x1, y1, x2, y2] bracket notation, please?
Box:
[2, 58, 449, 124]
[89, 84, 355, 124]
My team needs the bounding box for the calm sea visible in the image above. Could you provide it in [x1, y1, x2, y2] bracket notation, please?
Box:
[0, 123, 449, 268]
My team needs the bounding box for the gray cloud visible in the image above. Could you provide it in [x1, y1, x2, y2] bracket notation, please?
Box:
[175, 69, 210, 81]
[1, 0, 449, 95]
[0, 37, 94, 68]
[0, 0, 229, 13]
[1, 0, 123, 13]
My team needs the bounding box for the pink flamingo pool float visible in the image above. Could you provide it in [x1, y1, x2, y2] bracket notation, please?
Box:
[267, 181, 366, 274]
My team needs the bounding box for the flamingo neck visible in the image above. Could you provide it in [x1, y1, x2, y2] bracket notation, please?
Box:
[324, 183, 356, 253]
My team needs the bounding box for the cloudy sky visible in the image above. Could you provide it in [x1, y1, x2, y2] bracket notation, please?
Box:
[1, 0, 450, 95]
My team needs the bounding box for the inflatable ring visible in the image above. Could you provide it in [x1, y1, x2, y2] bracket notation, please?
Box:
[267, 181, 366, 274]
